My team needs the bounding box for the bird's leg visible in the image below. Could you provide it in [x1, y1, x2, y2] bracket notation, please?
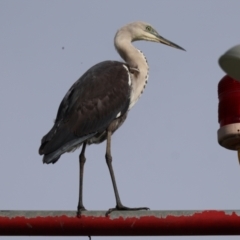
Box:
[77, 141, 87, 217]
[105, 129, 149, 216]
[105, 130, 123, 207]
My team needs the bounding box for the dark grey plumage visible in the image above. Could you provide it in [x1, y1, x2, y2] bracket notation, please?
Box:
[39, 61, 131, 163]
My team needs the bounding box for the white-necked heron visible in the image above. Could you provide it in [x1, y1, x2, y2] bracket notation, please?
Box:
[39, 21, 185, 216]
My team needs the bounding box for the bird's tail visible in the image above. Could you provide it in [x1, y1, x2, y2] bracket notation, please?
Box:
[41, 133, 96, 164]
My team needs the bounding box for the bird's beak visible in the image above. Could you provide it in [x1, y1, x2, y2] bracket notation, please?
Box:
[157, 35, 185, 51]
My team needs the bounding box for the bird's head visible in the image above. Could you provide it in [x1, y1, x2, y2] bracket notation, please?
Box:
[119, 21, 185, 51]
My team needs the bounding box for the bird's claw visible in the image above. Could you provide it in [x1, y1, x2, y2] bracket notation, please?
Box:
[76, 206, 87, 218]
[105, 205, 149, 216]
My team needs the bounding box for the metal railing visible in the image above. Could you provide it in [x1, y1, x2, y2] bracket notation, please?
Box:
[0, 210, 240, 236]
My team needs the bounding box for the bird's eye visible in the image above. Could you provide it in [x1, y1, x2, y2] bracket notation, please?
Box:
[146, 26, 152, 32]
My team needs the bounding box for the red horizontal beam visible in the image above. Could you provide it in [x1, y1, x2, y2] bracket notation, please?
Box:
[0, 210, 240, 236]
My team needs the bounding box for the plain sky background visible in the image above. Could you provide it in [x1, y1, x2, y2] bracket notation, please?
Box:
[1, 0, 240, 239]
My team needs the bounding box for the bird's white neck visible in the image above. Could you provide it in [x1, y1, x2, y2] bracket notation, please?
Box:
[114, 36, 149, 109]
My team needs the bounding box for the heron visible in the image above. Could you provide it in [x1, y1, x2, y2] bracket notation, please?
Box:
[39, 21, 185, 216]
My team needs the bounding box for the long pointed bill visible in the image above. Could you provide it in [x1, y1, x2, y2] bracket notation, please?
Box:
[157, 35, 185, 51]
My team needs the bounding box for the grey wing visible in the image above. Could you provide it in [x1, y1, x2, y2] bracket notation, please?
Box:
[39, 61, 131, 163]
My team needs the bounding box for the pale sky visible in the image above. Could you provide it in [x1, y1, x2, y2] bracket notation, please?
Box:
[1, 0, 240, 239]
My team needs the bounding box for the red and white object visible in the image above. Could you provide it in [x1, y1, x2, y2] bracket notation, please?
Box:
[218, 44, 240, 162]
[218, 75, 240, 161]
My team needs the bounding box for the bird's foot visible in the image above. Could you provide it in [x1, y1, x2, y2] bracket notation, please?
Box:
[106, 204, 149, 216]
[76, 206, 87, 218]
